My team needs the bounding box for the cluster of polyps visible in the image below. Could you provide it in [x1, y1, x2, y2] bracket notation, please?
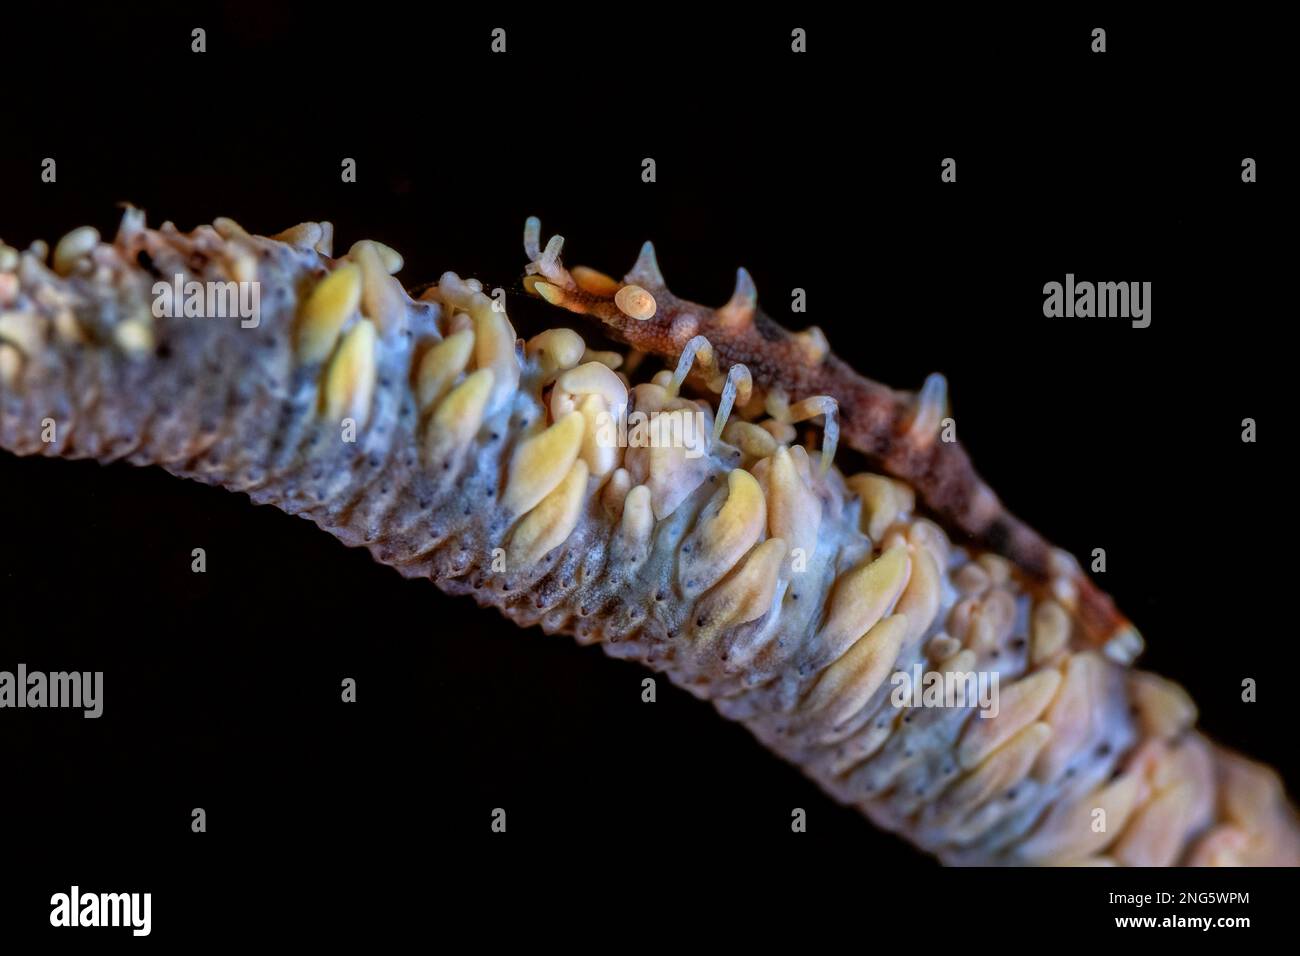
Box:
[0, 211, 1296, 866]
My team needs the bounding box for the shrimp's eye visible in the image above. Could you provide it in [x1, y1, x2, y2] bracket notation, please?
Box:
[614, 284, 657, 321]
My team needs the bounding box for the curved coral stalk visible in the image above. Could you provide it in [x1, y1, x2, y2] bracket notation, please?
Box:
[1, 213, 1296, 865]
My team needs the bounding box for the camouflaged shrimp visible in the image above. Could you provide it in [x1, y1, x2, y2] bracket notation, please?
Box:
[1, 210, 1296, 866]
[522, 219, 1132, 652]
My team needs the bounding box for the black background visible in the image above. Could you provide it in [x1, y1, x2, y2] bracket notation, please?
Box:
[0, 3, 1292, 941]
